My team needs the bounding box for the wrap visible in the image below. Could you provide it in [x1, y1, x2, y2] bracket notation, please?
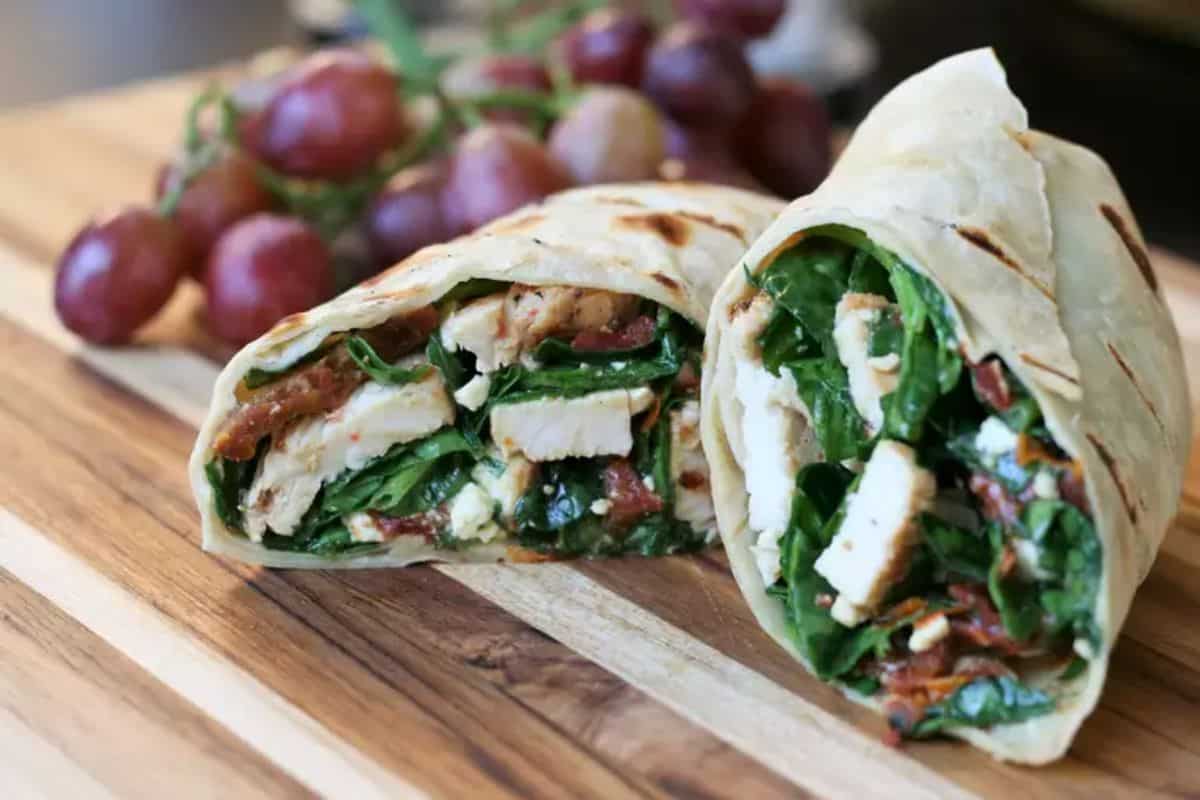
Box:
[701, 49, 1190, 763]
[191, 182, 783, 568]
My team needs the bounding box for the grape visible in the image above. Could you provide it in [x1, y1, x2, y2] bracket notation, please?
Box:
[441, 124, 573, 235]
[641, 22, 755, 128]
[441, 54, 551, 126]
[735, 78, 831, 198]
[204, 214, 334, 345]
[662, 117, 731, 161]
[156, 152, 275, 274]
[555, 9, 654, 87]
[442, 53, 551, 95]
[364, 161, 451, 267]
[658, 155, 765, 192]
[548, 88, 665, 184]
[674, 0, 786, 39]
[54, 207, 189, 345]
[245, 49, 405, 181]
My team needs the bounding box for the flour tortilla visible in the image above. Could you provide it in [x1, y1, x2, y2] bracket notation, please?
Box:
[191, 182, 784, 568]
[701, 49, 1190, 763]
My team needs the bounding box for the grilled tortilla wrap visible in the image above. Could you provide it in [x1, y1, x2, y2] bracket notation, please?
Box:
[701, 49, 1189, 763]
[191, 182, 783, 568]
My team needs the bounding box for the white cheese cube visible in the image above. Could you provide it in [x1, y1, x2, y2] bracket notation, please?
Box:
[453, 373, 492, 411]
[750, 528, 785, 585]
[471, 451, 536, 523]
[908, 613, 951, 652]
[975, 416, 1018, 458]
[448, 483, 504, 543]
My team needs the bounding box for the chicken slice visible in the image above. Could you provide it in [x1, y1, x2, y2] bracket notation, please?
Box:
[242, 367, 454, 540]
[833, 292, 901, 434]
[490, 387, 656, 461]
[814, 440, 936, 626]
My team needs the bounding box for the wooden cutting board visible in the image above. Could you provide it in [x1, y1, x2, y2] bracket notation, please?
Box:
[2, 69, 1199, 800]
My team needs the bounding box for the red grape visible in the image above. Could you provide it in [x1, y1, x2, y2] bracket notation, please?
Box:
[735, 78, 832, 198]
[662, 117, 731, 161]
[441, 124, 573, 235]
[364, 161, 452, 267]
[442, 53, 551, 96]
[548, 87, 665, 184]
[441, 53, 551, 126]
[204, 214, 334, 345]
[674, 0, 786, 39]
[156, 152, 275, 274]
[555, 9, 654, 87]
[245, 49, 405, 181]
[658, 155, 765, 192]
[641, 22, 755, 128]
[54, 207, 189, 345]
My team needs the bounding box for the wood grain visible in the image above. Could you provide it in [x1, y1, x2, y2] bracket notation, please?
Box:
[0, 69, 1198, 799]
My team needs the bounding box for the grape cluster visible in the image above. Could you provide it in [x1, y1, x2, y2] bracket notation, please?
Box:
[55, 1, 831, 347]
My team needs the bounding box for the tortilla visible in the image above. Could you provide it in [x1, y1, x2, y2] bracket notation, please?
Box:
[191, 182, 783, 568]
[701, 49, 1190, 763]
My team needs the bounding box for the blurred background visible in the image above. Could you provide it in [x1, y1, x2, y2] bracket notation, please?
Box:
[4, 0, 1197, 259]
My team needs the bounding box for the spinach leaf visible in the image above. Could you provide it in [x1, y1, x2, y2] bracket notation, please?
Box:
[946, 428, 1032, 494]
[867, 308, 904, 358]
[292, 427, 475, 537]
[999, 394, 1041, 434]
[1025, 500, 1102, 648]
[987, 525, 1041, 642]
[847, 250, 894, 299]
[623, 514, 710, 557]
[786, 359, 868, 462]
[205, 439, 266, 531]
[883, 325, 941, 443]
[757, 240, 852, 357]
[438, 278, 509, 307]
[1060, 656, 1088, 681]
[241, 346, 326, 390]
[920, 514, 991, 582]
[425, 332, 468, 390]
[909, 677, 1054, 737]
[823, 605, 928, 680]
[776, 464, 872, 680]
[756, 304, 813, 376]
[260, 522, 384, 558]
[344, 335, 431, 385]
[514, 459, 604, 534]
[490, 325, 684, 406]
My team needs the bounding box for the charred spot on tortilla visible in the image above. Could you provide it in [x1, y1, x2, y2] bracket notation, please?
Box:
[652, 272, 682, 291]
[954, 225, 1055, 301]
[271, 312, 309, 335]
[616, 212, 690, 247]
[1018, 352, 1080, 385]
[1105, 341, 1164, 432]
[1099, 203, 1157, 293]
[1086, 433, 1139, 525]
[675, 210, 746, 243]
[1006, 128, 1036, 155]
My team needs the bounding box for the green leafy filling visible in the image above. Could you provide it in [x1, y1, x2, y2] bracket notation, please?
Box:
[751, 225, 1104, 738]
[344, 335, 432, 385]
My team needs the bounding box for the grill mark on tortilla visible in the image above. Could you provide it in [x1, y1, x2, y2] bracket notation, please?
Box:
[1018, 353, 1079, 386]
[1007, 128, 1036, 154]
[651, 272, 682, 291]
[591, 195, 647, 208]
[1087, 432, 1139, 525]
[1106, 341, 1164, 433]
[488, 213, 546, 234]
[674, 211, 746, 243]
[954, 225, 1055, 300]
[616, 212, 690, 246]
[1100, 203, 1158, 293]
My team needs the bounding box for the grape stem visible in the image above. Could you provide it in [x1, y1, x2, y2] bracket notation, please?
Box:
[158, 86, 237, 218]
